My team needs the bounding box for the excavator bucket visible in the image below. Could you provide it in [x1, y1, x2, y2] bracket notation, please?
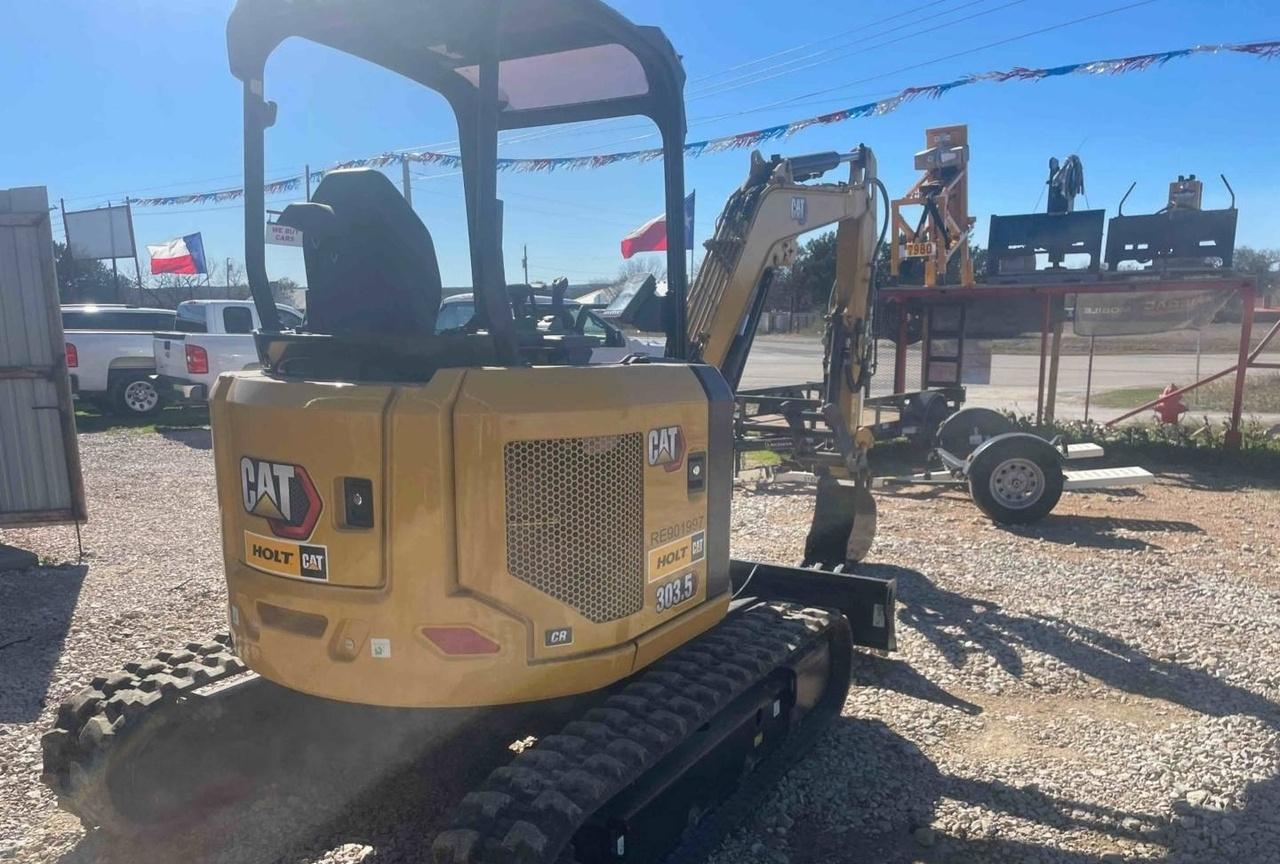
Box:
[803, 473, 877, 567]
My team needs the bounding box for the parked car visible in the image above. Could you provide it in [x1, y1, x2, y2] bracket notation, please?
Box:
[437, 293, 663, 363]
[62, 305, 177, 417]
[153, 300, 303, 402]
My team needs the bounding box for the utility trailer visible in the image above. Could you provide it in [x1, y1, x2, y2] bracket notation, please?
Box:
[869, 407, 1154, 523]
[740, 403, 1153, 524]
[735, 382, 965, 458]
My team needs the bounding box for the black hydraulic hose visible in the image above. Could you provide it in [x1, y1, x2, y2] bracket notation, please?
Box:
[873, 178, 890, 276]
[848, 177, 891, 393]
[1118, 181, 1136, 217]
[1221, 173, 1236, 209]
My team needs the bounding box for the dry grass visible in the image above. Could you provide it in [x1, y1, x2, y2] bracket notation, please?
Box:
[1093, 373, 1280, 412]
[992, 322, 1279, 356]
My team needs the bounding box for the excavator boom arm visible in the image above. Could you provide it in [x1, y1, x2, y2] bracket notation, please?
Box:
[687, 147, 883, 568]
[687, 148, 878, 394]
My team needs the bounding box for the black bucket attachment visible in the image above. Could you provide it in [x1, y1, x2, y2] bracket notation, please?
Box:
[986, 210, 1105, 282]
[803, 474, 877, 568]
[1105, 208, 1238, 272]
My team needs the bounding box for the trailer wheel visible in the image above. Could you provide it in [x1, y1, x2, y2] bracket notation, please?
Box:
[936, 407, 1013, 458]
[967, 435, 1063, 524]
[110, 373, 162, 417]
[901, 390, 953, 450]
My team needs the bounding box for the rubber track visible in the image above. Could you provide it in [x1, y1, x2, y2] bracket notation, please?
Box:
[40, 633, 249, 833]
[663, 606, 852, 864]
[432, 602, 839, 864]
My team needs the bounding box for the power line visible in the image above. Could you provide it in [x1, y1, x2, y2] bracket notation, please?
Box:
[128, 192, 299, 217]
[565, 0, 1161, 157]
[527, 262, 618, 278]
[486, 0, 1002, 153]
[61, 167, 308, 205]
[463, 1, 1010, 157]
[501, 202, 642, 229]
[34, 3, 1006, 206]
[500, 189, 658, 221]
[684, 0, 963, 85]
[687, 0, 1019, 101]
[409, 174, 665, 223]
[68, 0, 1162, 209]
[515, 5, 1011, 155]
[480, 0, 1049, 156]
[573, 0, 1161, 157]
[737, 0, 1162, 114]
[505, 1, 1015, 149]
[410, 171, 463, 182]
[554, 88, 902, 157]
[386, 2, 1010, 159]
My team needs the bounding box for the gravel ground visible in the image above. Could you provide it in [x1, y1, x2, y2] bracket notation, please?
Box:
[2, 429, 1279, 863]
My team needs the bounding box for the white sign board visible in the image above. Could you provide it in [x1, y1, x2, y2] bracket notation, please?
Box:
[64, 204, 135, 260]
[1074, 290, 1231, 337]
[266, 223, 303, 247]
[961, 340, 992, 385]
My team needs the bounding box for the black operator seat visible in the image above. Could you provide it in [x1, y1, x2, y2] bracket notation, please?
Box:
[277, 168, 441, 338]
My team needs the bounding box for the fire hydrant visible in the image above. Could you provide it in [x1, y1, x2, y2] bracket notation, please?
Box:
[1153, 383, 1188, 424]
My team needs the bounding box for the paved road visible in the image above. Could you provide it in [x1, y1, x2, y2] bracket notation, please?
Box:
[740, 335, 1280, 422]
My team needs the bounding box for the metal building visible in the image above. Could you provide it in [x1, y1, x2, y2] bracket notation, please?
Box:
[0, 186, 85, 526]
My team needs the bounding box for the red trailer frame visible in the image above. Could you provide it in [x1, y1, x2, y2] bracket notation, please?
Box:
[880, 275, 1269, 449]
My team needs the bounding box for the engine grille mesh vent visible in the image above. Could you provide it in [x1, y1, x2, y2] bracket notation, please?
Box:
[504, 433, 644, 623]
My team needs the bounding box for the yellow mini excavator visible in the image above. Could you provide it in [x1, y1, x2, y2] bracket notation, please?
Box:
[41, 2, 895, 862]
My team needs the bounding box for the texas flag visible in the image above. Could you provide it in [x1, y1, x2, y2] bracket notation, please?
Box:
[147, 232, 208, 275]
[620, 192, 694, 259]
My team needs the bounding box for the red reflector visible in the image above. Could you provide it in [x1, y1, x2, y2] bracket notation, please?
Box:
[185, 343, 209, 375]
[422, 627, 500, 655]
[65, 343, 78, 368]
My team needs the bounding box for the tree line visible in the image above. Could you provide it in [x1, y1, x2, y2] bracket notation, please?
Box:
[768, 232, 1279, 319]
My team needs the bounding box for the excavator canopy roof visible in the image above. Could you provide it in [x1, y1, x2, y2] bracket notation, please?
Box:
[229, 0, 690, 361]
[226, 0, 686, 129]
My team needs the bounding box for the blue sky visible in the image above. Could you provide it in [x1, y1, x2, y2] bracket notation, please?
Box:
[3, 0, 1278, 289]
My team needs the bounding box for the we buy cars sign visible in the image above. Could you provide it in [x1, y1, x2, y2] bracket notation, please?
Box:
[265, 223, 302, 247]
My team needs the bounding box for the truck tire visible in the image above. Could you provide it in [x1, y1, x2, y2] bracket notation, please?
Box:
[110, 373, 162, 417]
[966, 434, 1063, 524]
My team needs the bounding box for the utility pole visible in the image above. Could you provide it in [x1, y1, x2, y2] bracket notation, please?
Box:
[401, 159, 413, 206]
[59, 198, 77, 301]
[305, 164, 312, 200]
[124, 197, 144, 304]
[522, 244, 529, 284]
[107, 201, 121, 304]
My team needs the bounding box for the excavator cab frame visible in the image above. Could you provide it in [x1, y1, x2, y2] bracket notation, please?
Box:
[226, 0, 691, 365]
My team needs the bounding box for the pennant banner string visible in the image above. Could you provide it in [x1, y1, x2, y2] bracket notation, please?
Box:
[131, 40, 1280, 207]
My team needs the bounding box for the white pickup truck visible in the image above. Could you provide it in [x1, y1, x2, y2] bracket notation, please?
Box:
[153, 300, 303, 402]
[62, 305, 177, 416]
